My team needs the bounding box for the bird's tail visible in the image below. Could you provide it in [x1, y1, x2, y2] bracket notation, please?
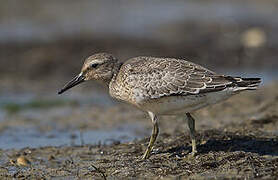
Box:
[225, 76, 261, 91]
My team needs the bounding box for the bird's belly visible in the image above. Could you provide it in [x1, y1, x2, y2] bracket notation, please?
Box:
[139, 89, 235, 115]
[141, 95, 209, 115]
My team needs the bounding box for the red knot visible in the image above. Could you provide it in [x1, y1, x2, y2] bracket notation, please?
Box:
[58, 53, 261, 159]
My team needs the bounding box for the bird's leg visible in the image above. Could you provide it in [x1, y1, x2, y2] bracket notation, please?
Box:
[142, 112, 159, 160]
[185, 113, 197, 156]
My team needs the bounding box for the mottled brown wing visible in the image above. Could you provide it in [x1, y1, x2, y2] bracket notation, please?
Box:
[122, 57, 233, 100]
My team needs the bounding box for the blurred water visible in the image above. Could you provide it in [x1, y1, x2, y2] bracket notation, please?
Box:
[0, 125, 144, 150]
[1, 1, 278, 43]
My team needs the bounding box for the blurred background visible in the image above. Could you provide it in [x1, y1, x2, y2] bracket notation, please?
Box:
[0, 0, 278, 149]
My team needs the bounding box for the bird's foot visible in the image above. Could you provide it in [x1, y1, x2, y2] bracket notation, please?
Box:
[190, 150, 198, 157]
[142, 151, 151, 160]
[141, 147, 152, 160]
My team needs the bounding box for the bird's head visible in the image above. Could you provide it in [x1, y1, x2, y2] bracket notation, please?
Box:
[58, 53, 118, 94]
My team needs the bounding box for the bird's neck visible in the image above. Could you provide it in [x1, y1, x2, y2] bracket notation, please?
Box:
[103, 61, 123, 86]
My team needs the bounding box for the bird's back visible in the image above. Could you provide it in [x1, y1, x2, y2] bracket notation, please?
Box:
[109, 56, 260, 112]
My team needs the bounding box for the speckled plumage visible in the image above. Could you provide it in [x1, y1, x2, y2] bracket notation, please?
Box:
[59, 53, 261, 159]
[109, 56, 260, 114]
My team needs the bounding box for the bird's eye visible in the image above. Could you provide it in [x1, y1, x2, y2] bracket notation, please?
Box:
[90, 63, 98, 68]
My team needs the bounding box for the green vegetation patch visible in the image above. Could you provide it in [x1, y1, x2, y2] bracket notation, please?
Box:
[2, 99, 78, 114]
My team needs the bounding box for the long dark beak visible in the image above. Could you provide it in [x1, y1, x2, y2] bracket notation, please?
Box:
[58, 73, 85, 94]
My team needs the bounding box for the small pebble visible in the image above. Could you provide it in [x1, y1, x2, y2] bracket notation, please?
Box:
[48, 155, 56, 160]
[16, 156, 31, 166]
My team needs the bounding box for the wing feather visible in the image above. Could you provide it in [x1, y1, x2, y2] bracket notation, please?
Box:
[120, 57, 234, 101]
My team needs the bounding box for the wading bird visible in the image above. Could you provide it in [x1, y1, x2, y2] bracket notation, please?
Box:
[58, 53, 261, 159]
